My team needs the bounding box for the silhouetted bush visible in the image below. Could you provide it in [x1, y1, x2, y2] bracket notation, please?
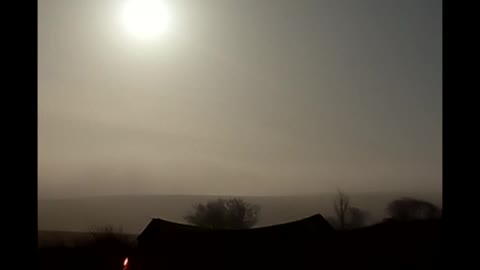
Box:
[185, 198, 260, 229]
[347, 206, 369, 229]
[387, 198, 441, 221]
[88, 225, 130, 245]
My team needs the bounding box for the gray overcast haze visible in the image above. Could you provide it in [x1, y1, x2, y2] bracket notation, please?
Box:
[38, 0, 442, 198]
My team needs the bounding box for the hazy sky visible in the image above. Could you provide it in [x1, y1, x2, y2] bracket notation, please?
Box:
[38, 0, 442, 198]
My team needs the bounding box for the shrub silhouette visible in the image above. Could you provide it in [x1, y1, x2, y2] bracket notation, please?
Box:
[88, 225, 131, 245]
[387, 198, 441, 221]
[185, 198, 260, 229]
[347, 206, 369, 229]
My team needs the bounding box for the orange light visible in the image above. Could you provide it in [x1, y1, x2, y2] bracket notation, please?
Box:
[124, 257, 129, 266]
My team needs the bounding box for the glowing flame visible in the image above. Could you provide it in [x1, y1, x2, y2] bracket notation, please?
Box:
[124, 257, 129, 266]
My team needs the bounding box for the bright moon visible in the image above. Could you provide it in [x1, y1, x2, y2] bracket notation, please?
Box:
[121, 0, 170, 39]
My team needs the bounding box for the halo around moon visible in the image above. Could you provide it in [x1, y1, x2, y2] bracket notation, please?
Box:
[121, 0, 170, 40]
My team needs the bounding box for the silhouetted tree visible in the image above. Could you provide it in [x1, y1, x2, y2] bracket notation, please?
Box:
[387, 198, 441, 221]
[334, 189, 350, 230]
[185, 198, 260, 229]
[330, 190, 370, 230]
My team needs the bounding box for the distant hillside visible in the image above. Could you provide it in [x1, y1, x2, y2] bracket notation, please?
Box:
[38, 192, 441, 234]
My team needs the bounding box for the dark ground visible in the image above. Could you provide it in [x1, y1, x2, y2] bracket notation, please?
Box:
[38, 218, 441, 270]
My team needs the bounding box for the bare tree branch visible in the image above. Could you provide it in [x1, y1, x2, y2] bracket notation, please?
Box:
[334, 189, 350, 230]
